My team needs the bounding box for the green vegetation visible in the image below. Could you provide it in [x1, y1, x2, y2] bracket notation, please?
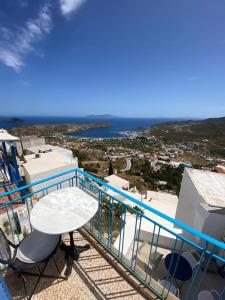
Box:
[108, 160, 114, 176]
[84, 165, 99, 174]
[131, 205, 144, 214]
[7, 117, 25, 154]
[112, 158, 126, 171]
[147, 117, 225, 157]
[128, 159, 183, 195]
[72, 149, 90, 167]
[89, 137, 162, 154]
[92, 197, 144, 242]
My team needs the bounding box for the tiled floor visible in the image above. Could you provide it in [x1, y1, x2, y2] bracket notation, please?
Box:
[4, 230, 150, 300]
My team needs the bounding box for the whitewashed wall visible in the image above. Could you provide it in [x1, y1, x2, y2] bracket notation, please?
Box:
[176, 168, 225, 244]
[23, 159, 78, 193]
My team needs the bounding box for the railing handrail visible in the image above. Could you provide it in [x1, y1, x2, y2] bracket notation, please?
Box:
[0, 168, 77, 197]
[0, 167, 225, 250]
[77, 169, 225, 250]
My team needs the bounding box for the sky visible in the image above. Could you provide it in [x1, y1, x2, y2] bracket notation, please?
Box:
[0, 0, 225, 118]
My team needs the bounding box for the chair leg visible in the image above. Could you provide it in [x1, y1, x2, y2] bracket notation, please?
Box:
[52, 255, 61, 277]
[20, 274, 28, 300]
[20, 256, 64, 299]
[27, 258, 51, 299]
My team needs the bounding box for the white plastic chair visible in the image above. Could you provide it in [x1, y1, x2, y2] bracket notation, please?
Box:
[136, 242, 163, 273]
[181, 250, 201, 270]
[198, 289, 220, 300]
[158, 279, 180, 298]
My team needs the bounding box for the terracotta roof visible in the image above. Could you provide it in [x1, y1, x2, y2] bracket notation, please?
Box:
[0, 183, 23, 214]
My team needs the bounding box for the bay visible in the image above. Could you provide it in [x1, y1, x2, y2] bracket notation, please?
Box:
[0, 116, 187, 138]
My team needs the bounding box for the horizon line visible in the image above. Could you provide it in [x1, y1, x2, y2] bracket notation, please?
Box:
[0, 114, 210, 120]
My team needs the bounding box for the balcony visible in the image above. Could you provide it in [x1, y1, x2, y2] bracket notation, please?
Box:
[0, 169, 225, 300]
[5, 230, 148, 300]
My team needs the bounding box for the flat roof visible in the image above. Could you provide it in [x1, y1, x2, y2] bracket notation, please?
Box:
[23, 154, 36, 162]
[27, 144, 55, 153]
[104, 174, 129, 188]
[186, 168, 225, 208]
[23, 151, 76, 175]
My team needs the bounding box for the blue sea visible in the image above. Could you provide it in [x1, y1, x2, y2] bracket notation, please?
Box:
[0, 116, 187, 138]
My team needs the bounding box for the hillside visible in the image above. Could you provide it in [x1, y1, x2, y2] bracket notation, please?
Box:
[8, 122, 110, 137]
[143, 117, 225, 157]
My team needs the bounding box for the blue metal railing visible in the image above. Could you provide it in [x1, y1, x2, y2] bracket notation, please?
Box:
[0, 163, 23, 189]
[0, 168, 225, 300]
[0, 178, 24, 190]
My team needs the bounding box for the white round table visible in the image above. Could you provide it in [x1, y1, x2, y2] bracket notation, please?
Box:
[31, 187, 98, 234]
[30, 187, 98, 276]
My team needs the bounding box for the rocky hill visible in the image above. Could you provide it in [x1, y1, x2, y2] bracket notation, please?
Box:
[143, 116, 225, 156]
[9, 122, 110, 137]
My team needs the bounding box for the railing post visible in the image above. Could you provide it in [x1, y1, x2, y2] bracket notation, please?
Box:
[0, 153, 6, 176]
[98, 190, 103, 241]
[75, 169, 78, 187]
[10, 144, 21, 184]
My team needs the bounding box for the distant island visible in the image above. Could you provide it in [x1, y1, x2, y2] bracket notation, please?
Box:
[86, 114, 118, 118]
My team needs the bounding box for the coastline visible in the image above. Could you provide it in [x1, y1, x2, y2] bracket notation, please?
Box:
[0, 117, 185, 139]
[8, 122, 111, 137]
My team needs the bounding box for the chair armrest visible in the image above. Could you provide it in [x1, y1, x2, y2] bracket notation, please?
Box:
[210, 289, 220, 298]
[182, 251, 200, 269]
[7, 239, 18, 249]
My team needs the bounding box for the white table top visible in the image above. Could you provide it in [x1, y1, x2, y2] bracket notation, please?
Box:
[30, 187, 98, 235]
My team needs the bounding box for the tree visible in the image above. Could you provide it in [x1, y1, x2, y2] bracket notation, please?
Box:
[72, 149, 89, 167]
[108, 160, 114, 176]
[7, 117, 24, 155]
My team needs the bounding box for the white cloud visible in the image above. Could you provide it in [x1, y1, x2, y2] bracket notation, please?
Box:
[59, 0, 87, 16]
[0, 4, 52, 72]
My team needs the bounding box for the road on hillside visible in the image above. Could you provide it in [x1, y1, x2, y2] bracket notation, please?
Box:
[120, 158, 131, 172]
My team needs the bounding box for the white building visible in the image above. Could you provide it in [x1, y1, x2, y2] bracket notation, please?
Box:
[104, 174, 129, 190]
[23, 150, 78, 192]
[115, 168, 225, 257]
[16, 136, 46, 155]
[114, 189, 181, 256]
[25, 144, 73, 160]
[176, 168, 225, 244]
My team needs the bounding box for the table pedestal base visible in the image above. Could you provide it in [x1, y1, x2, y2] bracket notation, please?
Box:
[60, 231, 90, 277]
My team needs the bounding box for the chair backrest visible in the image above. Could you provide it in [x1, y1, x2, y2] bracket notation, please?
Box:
[0, 228, 12, 263]
[182, 251, 200, 269]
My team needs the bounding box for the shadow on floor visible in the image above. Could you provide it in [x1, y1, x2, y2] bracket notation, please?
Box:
[5, 246, 66, 300]
[5, 231, 145, 300]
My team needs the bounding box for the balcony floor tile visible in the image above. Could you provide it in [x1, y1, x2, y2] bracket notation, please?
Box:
[5, 231, 148, 300]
